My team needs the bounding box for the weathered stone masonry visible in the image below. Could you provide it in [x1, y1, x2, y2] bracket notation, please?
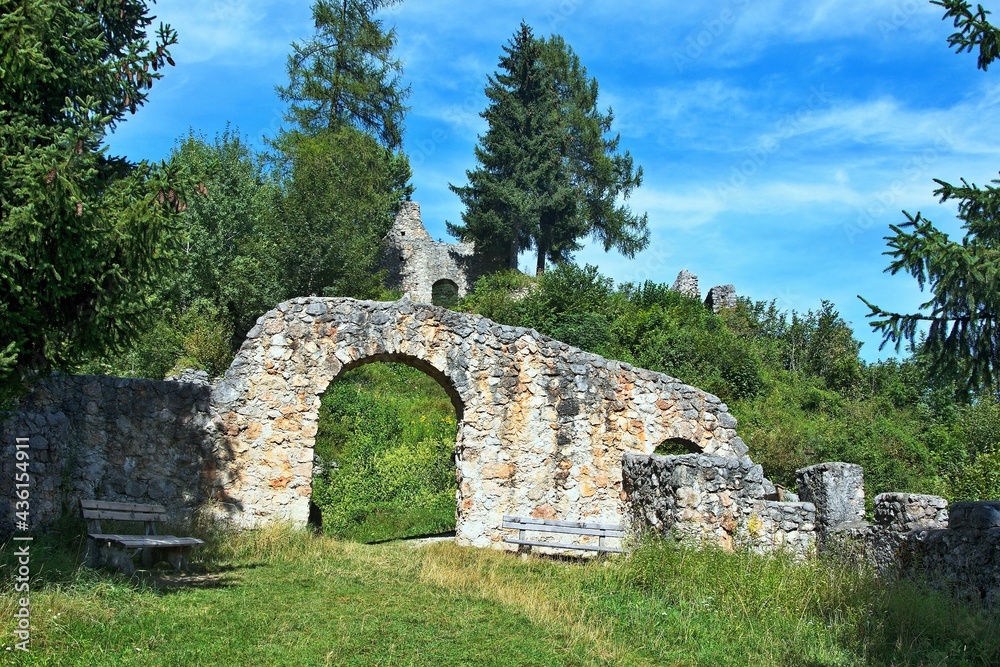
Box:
[211, 296, 748, 548]
[0, 374, 218, 531]
[381, 201, 501, 304]
[3, 297, 748, 551]
[623, 453, 816, 558]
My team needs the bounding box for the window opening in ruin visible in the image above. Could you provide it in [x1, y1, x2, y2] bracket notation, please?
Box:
[654, 437, 700, 456]
[310, 361, 459, 543]
[431, 279, 460, 309]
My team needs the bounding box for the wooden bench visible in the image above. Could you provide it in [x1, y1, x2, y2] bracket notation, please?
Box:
[502, 515, 625, 554]
[81, 499, 204, 574]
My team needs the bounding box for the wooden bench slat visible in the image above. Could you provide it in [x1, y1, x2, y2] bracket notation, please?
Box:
[503, 537, 622, 554]
[81, 498, 203, 573]
[82, 509, 168, 522]
[501, 515, 623, 531]
[89, 534, 204, 548]
[501, 520, 624, 538]
[80, 499, 167, 514]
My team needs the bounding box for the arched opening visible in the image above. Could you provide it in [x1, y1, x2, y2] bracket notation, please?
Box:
[654, 437, 701, 456]
[431, 278, 460, 309]
[309, 358, 461, 542]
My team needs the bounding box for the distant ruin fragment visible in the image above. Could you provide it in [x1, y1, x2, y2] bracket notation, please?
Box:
[380, 202, 499, 305]
[670, 269, 738, 313]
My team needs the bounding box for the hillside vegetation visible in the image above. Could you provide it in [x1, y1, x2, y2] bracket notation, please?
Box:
[457, 265, 1000, 505]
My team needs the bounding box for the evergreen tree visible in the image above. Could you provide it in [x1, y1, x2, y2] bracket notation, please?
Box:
[861, 0, 1000, 395]
[448, 24, 562, 271]
[271, 0, 412, 300]
[276, 0, 409, 150]
[448, 23, 648, 275]
[0, 0, 184, 402]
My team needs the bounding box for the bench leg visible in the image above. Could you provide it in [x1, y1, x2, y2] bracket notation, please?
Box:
[165, 549, 189, 573]
[83, 538, 101, 568]
[99, 544, 136, 575]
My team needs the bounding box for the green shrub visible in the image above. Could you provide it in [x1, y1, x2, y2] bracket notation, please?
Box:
[312, 362, 458, 541]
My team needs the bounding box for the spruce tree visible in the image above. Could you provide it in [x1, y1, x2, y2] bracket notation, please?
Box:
[448, 23, 648, 275]
[0, 0, 184, 402]
[861, 0, 1000, 395]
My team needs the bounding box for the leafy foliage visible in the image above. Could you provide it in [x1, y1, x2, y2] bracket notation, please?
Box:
[0, 0, 185, 401]
[272, 126, 410, 300]
[312, 363, 458, 541]
[448, 23, 648, 275]
[80, 0, 413, 379]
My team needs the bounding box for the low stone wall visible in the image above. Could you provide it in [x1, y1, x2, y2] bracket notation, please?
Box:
[873, 492, 948, 532]
[0, 374, 218, 532]
[797, 463, 1000, 606]
[622, 453, 816, 557]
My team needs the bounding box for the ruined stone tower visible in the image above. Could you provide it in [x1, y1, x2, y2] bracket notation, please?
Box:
[380, 201, 497, 304]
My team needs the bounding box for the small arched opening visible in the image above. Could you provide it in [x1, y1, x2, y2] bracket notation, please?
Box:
[431, 278, 460, 309]
[654, 437, 701, 456]
[309, 353, 463, 542]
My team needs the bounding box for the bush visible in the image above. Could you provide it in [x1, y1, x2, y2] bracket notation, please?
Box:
[311, 363, 458, 541]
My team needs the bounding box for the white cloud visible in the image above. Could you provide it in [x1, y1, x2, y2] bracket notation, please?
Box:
[154, 0, 311, 66]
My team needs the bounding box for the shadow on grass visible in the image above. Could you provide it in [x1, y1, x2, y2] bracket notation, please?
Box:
[364, 529, 457, 545]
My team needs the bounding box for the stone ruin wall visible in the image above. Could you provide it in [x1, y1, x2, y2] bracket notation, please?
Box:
[623, 453, 816, 558]
[211, 297, 748, 549]
[623, 456, 999, 602]
[381, 201, 500, 304]
[796, 462, 1000, 606]
[0, 374, 218, 532]
[3, 300, 994, 602]
[1, 298, 747, 552]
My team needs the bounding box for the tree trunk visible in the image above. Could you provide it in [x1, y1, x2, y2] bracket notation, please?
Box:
[535, 211, 553, 276]
[508, 216, 520, 270]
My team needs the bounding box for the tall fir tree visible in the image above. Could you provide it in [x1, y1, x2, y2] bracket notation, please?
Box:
[448, 23, 648, 275]
[861, 0, 1000, 395]
[0, 0, 185, 402]
[276, 0, 409, 150]
[271, 0, 411, 300]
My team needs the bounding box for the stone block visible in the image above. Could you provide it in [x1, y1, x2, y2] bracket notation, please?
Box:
[873, 493, 948, 532]
[671, 270, 700, 300]
[796, 462, 865, 533]
[949, 501, 1000, 530]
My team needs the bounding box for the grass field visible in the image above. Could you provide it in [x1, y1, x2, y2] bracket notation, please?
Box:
[2, 526, 998, 666]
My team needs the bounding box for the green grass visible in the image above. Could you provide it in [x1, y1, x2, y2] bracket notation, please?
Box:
[2, 528, 998, 666]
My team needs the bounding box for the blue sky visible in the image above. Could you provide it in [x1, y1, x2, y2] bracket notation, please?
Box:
[106, 0, 1000, 361]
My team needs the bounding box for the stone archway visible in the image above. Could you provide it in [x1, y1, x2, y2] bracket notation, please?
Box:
[210, 297, 748, 548]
